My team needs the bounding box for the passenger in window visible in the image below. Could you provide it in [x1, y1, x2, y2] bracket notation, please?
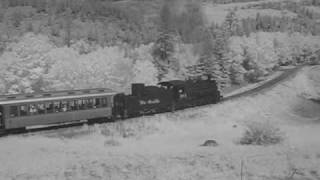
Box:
[79, 99, 85, 110]
[54, 102, 60, 112]
[46, 103, 54, 113]
[38, 104, 45, 114]
[92, 99, 96, 108]
[95, 98, 100, 108]
[62, 105, 67, 112]
[20, 105, 28, 116]
[60, 101, 67, 112]
[29, 105, 37, 115]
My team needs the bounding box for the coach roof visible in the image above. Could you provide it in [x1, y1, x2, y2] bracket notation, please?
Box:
[0, 88, 117, 105]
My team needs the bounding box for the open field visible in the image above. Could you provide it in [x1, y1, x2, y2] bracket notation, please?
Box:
[203, 0, 301, 24]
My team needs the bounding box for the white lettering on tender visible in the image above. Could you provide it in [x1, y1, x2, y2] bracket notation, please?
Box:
[139, 99, 160, 105]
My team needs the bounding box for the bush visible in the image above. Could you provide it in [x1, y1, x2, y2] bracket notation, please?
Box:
[244, 69, 264, 83]
[240, 121, 284, 145]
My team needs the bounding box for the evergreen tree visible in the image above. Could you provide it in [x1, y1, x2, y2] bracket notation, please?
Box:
[186, 61, 204, 79]
[179, 1, 205, 43]
[211, 27, 231, 88]
[188, 26, 231, 88]
[152, 32, 176, 81]
[223, 9, 239, 36]
[229, 60, 245, 85]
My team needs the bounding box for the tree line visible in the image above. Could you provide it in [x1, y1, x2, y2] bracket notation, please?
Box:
[152, 0, 320, 86]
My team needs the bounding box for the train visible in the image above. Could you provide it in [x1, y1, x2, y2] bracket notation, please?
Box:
[0, 77, 222, 132]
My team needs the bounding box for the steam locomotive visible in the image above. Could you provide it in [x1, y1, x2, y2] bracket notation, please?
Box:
[113, 79, 221, 119]
[0, 78, 221, 132]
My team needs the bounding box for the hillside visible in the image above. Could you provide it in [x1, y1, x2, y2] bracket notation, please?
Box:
[0, 0, 320, 94]
[0, 65, 319, 180]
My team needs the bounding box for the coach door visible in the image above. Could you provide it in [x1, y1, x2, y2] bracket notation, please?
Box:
[0, 106, 3, 129]
[113, 94, 126, 119]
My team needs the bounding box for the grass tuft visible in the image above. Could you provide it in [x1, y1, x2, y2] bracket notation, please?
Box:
[240, 121, 284, 145]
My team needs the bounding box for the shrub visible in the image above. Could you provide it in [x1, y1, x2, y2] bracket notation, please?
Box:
[240, 121, 284, 145]
[244, 69, 264, 83]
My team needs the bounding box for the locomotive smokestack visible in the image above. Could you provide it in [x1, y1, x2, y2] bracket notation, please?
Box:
[132, 83, 145, 97]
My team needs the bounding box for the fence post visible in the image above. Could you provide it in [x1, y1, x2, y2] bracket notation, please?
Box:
[240, 159, 244, 180]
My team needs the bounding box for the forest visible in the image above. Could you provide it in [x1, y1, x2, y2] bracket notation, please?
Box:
[0, 0, 319, 94]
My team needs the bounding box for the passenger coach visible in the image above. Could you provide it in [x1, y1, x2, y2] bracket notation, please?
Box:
[0, 88, 116, 131]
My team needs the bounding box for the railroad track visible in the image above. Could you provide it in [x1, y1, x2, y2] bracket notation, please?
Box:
[222, 65, 304, 101]
[0, 65, 305, 137]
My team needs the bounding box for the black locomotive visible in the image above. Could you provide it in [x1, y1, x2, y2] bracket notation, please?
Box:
[113, 78, 222, 119]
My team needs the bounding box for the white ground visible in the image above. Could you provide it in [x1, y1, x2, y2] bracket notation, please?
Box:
[203, 0, 299, 24]
[0, 66, 320, 180]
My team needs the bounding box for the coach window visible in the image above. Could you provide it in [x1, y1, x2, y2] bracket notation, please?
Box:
[10, 106, 19, 117]
[101, 98, 108, 107]
[85, 99, 89, 108]
[79, 99, 86, 110]
[94, 98, 101, 108]
[20, 105, 28, 116]
[67, 101, 73, 111]
[38, 104, 46, 114]
[92, 98, 97, 108]
[87, 99, 94, 108]
[60, 101, 67, 112]
[29, 104, 38, 115]
[46, 102, 54, 113]
[73, 100, 79, 110]
[53, 101, 60, 112]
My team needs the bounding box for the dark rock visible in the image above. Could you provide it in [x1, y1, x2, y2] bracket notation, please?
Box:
[201, 140, 218, 147]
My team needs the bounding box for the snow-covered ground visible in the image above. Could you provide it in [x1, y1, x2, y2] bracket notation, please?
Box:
[0, 66, 320, 180]
[203, 0, 299, 24]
